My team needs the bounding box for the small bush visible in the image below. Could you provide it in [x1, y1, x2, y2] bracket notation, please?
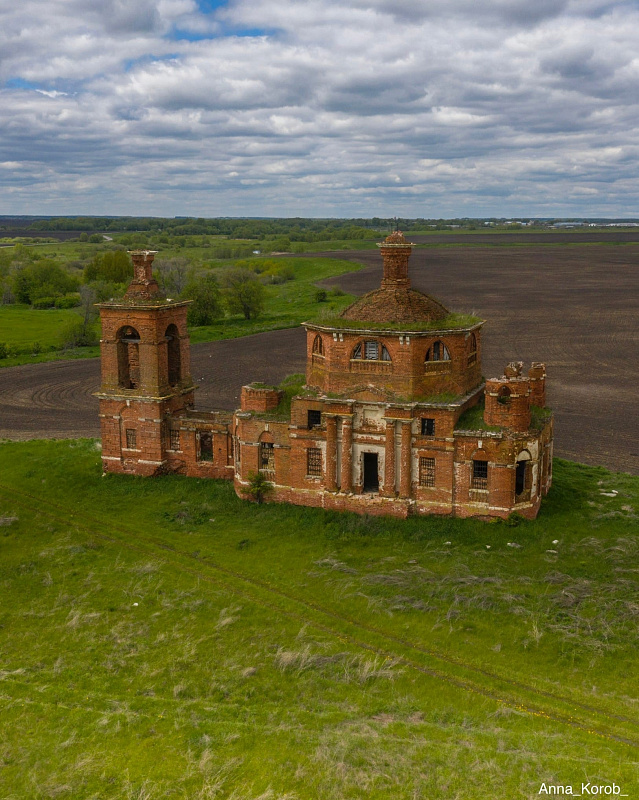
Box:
[54, 293, 81, 309]
[59, 317, 100, 349]
[0, 342, 9, 359]
[31, 296, 57, 309]
[243, 471, 273, 504]
[330, 287, 345, 297]
[315, 289, 328, 303]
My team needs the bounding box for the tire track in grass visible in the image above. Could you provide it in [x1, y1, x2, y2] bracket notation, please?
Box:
[1, 483, 637, 747]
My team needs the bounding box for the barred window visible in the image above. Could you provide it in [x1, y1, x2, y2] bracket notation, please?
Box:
[472, 459, 488, 489]
[169, 429, 180, 451]
[365, 340, 379, 360]
[307, 447, 322, 476]
[312, 335, 324, 355]
[308, 409, 322, 429]
[260, 442, 275, 471]
[419, 457, 435, 487]
[352, 341, 392, 361]
[125, 428, 137, 449]
[421, 417, 435, 436]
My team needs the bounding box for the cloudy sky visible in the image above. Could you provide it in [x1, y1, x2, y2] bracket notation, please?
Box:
[1, 0, 639, 218]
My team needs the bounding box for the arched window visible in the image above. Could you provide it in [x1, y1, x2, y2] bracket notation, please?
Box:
[352, 341, 391, 361]
[425, 341, 450, 362]
[165, 324, 181, 386]
[117, 326, 141, 389]
[497, 386, 511, 405]
[312, 335, 324, 355]
[515, 450, 532, 500]
[468, 333, 477, 365]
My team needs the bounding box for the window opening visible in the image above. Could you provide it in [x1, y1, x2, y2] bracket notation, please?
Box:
[471, 459, 488, 489]
[312, 335, 324, 355]
[515, 460, 527, 497]
[169, 429, 180, 451]
[421, 417, 435, 436]
[166, 324, 181, 386]
[199, 431, 213, 461]
[365, 341, 379, 360]
[307, 448, 322, 476]
[117, 326, 141, 389]
[307, 409, 322, 429]
[125, 428, 137, 449]
[498, 386, 511, 405]
[363, 452, 379, 492]
[426, 341, 450, 362]
[260, 442, 275, 472]
[468, 333, 477, 365]
[352, 341, 391, 361]
[419, 457, 435, 487]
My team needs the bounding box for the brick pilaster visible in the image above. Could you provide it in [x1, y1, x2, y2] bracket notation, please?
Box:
[325, 415, 338, 491]
[340, 415, 353, 493]
[382, 419, 396, 497]
[399, 420, 412, 498]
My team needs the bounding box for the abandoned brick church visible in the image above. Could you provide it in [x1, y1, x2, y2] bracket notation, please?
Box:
[96, 234, 554, 519]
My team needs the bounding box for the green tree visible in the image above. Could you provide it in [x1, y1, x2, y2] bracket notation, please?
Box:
[181, 273, 223, 326]
[83, 251, 132, 284]
[222, 267, 266, 320]
[155, 258, 191, 297]
[12, 260, 78, 304]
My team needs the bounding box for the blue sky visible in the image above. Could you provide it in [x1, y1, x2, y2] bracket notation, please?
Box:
[1, 0, 639, 217]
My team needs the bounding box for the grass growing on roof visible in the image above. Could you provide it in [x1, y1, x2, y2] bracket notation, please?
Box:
[0, 439, 638, 797]
[308, 310, 483, 332]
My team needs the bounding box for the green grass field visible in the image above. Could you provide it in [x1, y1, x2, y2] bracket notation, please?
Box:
[0, 256, 361, 367]
[0, 440, 637, 798]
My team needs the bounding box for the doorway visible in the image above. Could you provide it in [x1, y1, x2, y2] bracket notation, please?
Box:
[363, 452, 379, 492]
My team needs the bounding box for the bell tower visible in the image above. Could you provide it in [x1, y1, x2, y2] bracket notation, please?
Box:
[95, 250, 195, 475]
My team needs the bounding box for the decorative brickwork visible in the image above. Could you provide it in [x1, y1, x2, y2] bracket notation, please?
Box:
[97, 237, 554, 521]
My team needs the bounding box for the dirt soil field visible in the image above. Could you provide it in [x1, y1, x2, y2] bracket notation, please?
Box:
[0, 238, 637, 475]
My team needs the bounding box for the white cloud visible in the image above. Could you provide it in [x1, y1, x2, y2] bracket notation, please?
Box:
[1, 0, 639, 215]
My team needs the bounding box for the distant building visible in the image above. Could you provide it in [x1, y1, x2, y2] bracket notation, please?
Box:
[96, 237, 553, 520]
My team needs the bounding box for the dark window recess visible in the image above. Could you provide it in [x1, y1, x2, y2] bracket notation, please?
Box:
[498, 386, 511, 405]
[260, 442, 275, 471]
[312, 335, 324, 355]
[308, 409, 322, 429]
[169, 429, 180, 451]
[117, 326, 141, 389]
[125, 429, 137, 449]
[166, 324, 181, 386]
[199, 431, 213, 461]
[471, 459, 488, 489]
[516, 460, 527, 496]
[419, 457, 435, 487]
[426, 341, 451, 362]
[363, 452, 379, 492]
[468, 333, 477, 365]
[307, 447, 322, 476]
[421, 417, 435, 436]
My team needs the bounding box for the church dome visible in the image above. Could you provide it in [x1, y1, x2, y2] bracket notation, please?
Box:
[339, 286, 449, 325]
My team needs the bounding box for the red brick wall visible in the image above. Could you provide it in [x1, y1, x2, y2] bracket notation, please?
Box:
[305, 325, 483, 400]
